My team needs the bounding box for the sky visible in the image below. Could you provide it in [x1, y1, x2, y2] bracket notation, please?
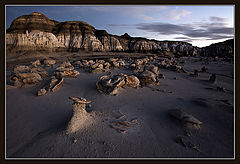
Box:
[6, 5, 234, 47]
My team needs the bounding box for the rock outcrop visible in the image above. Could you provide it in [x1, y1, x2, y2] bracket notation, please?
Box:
[201, 39, 234, 58]
[10, 65, 47, 87]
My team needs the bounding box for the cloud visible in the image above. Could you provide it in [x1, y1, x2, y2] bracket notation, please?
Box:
[135, 16, 233, 42]
[167, 9, 192, 20]
[210, 16, 228, 22]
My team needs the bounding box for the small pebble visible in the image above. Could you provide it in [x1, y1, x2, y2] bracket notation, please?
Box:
[73, 139, 77, 144]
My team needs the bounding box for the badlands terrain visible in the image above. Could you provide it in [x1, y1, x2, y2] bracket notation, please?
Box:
[5, 12, 234, 158]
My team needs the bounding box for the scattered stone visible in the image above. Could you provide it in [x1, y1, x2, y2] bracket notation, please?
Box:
[190, 70, 199, 77]
[16, 73, 43, 85]
[125, 75, 140, 88]
[130, 117, 138, 123]
[116, 115, 125, 119]
[55, 61, 79, 78]
[43, 59, 56, 67]
[31, 67, 48, 78]
[11, 65, 48, 87]
[109, 124, 126, 134]
[217, 86, 227, 92]
[175, 136, 187, 147]
[13, 65, 30, 74]
[6, 84, 17, 90]
[73, 61, 83, 68]
[156, 89, 165, 92]
[31, 59, 41, 67]
[37, 76, 64, 96]
[73, 138, 78, 144]
[117, 121, 131, 127]
[209, 73, 216, 83]
[200, 66, 208, 72]
[51, 77, 64, 92]
[10, 76, 22, 87]
[175, 136, 201, 152]
[184, 129, 192, 137]
[144, 64, 159, 75]
[158, 73, 166, 79]
[168, 109, 202, 128]
[137, 70, 159, 86]
[96, 73, 140, 95]
[37, 88, 47, 96]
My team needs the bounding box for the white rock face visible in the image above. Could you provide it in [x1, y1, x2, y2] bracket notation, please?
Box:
[6, 32, 65, 48]
[81, 34, 104, 51]
[100, 36, 123, 51]
[6, 31, 104, 51]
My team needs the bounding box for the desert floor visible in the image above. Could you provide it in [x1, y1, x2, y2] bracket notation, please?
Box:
[6, 52, 234, 158]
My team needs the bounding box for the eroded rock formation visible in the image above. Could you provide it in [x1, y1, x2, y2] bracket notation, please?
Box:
[96, 73, 140, 95]
[66, 97, 92, 134]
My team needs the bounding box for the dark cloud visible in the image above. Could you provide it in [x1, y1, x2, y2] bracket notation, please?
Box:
[210, 16, 228, 22]
[136, 23, 191, 35]
[135, 17, 234, 41]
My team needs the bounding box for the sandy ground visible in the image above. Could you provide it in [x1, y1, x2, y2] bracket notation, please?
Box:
[6, 53, 234, 158]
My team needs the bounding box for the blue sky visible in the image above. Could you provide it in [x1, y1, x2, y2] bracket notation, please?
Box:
[6, 5, 234, 47]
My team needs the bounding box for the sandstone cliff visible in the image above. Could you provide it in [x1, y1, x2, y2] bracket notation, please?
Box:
[6, 12, 233, 58]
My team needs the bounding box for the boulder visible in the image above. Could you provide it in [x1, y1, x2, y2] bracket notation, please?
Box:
[31, 67, 48, 78]
[124, 75, 140, 88]
[96, 73, 140, 95]
[37, 88, 47, 96]
[137, 70, 159, 86]
[21, 73, 43, 85]
[104, 62, 111, 69]
[13, 65, 30, 74]
[43, 59, 56, 66]
[55, 70, 79, 78]
[37, 76, 64, 96]
[209, 73, 216, 83]
[31, 60, 41, 67]
[73, 61, 83, 68]
[55, 61, 79, 78]
[11, 72, 43, 86]
[10, 77, 22, 87]
[144, 64, 159, 75]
